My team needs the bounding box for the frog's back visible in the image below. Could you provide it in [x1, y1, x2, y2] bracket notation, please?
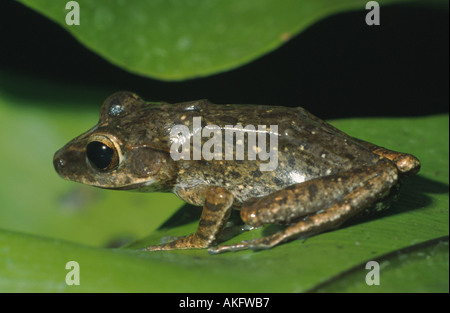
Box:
[163, 101, 380, 206]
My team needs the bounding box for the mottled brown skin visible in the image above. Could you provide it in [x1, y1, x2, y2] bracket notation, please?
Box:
[53, 91, 421, 253]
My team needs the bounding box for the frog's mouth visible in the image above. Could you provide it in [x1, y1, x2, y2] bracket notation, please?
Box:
[104, 178, 158, 191]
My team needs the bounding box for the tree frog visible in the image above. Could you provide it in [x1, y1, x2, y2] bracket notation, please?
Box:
[53, 92, 420, 253]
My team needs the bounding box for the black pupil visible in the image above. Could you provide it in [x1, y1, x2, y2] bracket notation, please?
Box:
[86, 141, 114, 170]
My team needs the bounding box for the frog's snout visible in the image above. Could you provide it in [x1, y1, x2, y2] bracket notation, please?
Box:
[53, 151, 64, 173]
[53, 148, 68, 176]
[53, 146, 84, 178]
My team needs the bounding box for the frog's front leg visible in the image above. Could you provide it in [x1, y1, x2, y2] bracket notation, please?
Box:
[209, 159, 398, 254]
[145, 186, 234, 251]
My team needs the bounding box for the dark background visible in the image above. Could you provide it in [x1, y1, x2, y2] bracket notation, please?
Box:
[1, 1, 448, 119]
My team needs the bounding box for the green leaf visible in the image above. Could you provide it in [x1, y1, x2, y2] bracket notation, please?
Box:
[0, 69, 448, 292]
[309, 237, 449, 293]
[15, 0, 446, 81]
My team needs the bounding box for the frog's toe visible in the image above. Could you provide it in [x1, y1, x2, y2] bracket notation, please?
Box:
[141, 236, 184, 251]
[143, 245, 165, 252]
[208, 237, 278, 254]
[208, 243, 249, 254]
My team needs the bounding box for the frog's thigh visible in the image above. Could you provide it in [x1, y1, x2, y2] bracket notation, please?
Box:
[209, 159, 398, 254]
[145, 186, 233, 251]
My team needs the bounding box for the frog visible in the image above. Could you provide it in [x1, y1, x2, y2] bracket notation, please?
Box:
[53, 91, 420, 254]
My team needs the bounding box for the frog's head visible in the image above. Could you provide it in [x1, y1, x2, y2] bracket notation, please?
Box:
[53, 91, 177, 191]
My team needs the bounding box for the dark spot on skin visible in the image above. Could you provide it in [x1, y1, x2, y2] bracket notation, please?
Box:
[228, 170, 241, 179]
[199, 219, 216, 228]
[220, 115, 239, 125]
[344, 153, 356, 161]
[307, 184, 318, 201]
[351, 167, 365, 175]
[277, 195, 288, 207]
[138, 129, 147, 141]
[206, 202, 223, 212]
[272, 177, 284, 186]
[288, 157, 296, 168]
[250, 170, 263, 178]
[123, 176, 131, 185]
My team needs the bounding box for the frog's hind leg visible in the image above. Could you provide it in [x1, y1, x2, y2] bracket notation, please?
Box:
[208, 159, 398, 254]
[353, 138, 420, 176]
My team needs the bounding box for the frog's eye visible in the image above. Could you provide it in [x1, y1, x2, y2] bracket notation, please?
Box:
[86, 140, 119, 171]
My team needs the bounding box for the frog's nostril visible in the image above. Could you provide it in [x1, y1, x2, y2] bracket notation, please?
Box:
[53, 152, 66, 172]
[56, 157, 65, 168]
